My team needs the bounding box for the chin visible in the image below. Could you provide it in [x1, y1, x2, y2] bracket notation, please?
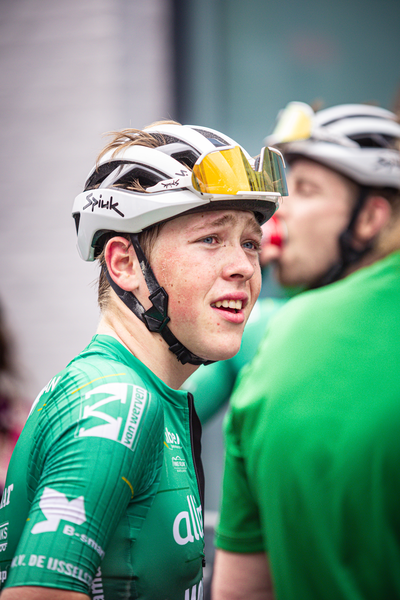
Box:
[179, 329, 243, 364]
[204, 342, 242, 363]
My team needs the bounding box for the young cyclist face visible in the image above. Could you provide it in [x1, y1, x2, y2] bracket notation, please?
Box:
[149, 209, 263, 362]
[274, 159, 357, 288]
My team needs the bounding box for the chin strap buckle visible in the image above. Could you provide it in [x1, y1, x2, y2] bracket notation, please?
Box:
[142, 288, 170, 333]
[107, 234, 215, 366]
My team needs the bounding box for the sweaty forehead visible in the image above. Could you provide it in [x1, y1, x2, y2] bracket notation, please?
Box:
[188, 210, 262, 235]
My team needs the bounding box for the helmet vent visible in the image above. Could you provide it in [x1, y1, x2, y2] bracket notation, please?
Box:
[170, 149, 200, 169]
[350, 133, 395, 149]
[107, 165, 164, 190]
[72, 213, 80, 234]
[85, 160, 127, 190]
[150, 133, 182, 146]
[192, 127, 230, 147]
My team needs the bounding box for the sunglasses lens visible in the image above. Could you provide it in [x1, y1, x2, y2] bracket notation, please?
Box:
[261, 148, 288, 196]
[192, 146, 251, 194]
[271, 101, 314, 143]
[192, 146, 287, 196]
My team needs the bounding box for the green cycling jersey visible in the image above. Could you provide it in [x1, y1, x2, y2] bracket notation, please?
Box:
[0, 335, 204, 600]
[216, 251, 400, 599]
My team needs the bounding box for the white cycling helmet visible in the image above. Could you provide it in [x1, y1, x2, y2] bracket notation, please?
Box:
[265, 102, 400, 287]
[266, 101, 400, 189]
[72, 122, 288, 365]
[73, 123, 287, 261]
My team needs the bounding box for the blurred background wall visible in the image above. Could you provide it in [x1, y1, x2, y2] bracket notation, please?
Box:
[0, 0, 399, 555]
[0, 0, 174, 398]
[174, 0, 400, 154]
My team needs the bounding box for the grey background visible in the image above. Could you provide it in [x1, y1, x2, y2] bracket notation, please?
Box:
[0, 0, 174, 399]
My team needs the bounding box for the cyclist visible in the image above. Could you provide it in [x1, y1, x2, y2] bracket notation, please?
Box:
[0, 121, 287, 600]
[185, 101, 400, 423]
[212, 103, 400, 599]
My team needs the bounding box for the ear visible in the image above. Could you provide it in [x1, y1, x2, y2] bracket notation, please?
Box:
[104, 236, 142, 292]
[353, 195, 392, 246]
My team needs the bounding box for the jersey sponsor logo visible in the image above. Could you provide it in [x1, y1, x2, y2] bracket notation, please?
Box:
[10, 554, 27, 566]
[9, 553, 93, 587]
[0, 484, 13, 510]
[0, 521, 8, 553]
[185, 580, 203, 600]
[31, 487, 86, 534]
[47, 556, 93, 585]
[63, 524, 105, 559]
[76, 382, 147, 450]
[31, 488, 105, 559]
[165, 427, 181, 448]
[172, 455, 187, 472]
[0, 523, 7, 541]
[173, 495, 204, 546]
[91, 566, 105, 600]
[29, 376, 61, 415]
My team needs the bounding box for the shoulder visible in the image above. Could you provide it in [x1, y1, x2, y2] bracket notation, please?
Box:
[269, 253, 400, 340]
[27, 340, 165, 454]
[236, 255, 400, 393]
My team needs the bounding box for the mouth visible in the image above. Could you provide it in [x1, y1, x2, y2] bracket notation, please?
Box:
[211, 299, 244, 313]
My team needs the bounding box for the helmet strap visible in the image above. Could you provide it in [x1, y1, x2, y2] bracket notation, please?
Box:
[310, 186, 373, 288]
[105, 233, 214, 366]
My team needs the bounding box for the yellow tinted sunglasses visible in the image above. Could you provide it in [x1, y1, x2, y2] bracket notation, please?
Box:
[270, 101, 314, 144]
[148, 145, 288, 198]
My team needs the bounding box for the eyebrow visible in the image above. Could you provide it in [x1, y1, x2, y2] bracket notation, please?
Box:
[296, 176, 322, 191]
[191, 213, 262, 237]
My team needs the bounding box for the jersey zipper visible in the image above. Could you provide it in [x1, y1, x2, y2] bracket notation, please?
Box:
[187, 392, 206, 568]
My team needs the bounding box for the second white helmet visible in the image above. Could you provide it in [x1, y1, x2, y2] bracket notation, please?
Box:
[266, 101, 400, 189]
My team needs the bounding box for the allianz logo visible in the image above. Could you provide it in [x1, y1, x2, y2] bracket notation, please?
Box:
[0, 484, 13, 510]
[173, 495, 203, 545]
[185, 580, 203, 600]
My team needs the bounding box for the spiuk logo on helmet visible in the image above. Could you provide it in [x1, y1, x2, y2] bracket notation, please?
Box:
[82, 192, 124, 217]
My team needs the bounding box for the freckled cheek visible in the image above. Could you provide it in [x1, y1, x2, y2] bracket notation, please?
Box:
[249, 264, 262, 298]
[166, 277, 210, 324]
[169, 301, 195, 323]
[166, 293, 202, 327]
[153, 256, 215, 322]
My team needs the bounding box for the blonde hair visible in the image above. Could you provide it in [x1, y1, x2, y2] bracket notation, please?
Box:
[94, 121, 182, 311]
[96, 120, 181, 167]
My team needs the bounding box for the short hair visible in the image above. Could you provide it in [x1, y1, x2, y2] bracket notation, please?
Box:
[94, 121, 182, 311]
[97, 226, 163, 312]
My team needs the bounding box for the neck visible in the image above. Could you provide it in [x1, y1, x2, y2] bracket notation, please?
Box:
[345, 218, 400, 278]
[96, 304, 198, 390]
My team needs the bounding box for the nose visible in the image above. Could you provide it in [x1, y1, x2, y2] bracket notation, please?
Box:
[221, 244, 258, 282]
